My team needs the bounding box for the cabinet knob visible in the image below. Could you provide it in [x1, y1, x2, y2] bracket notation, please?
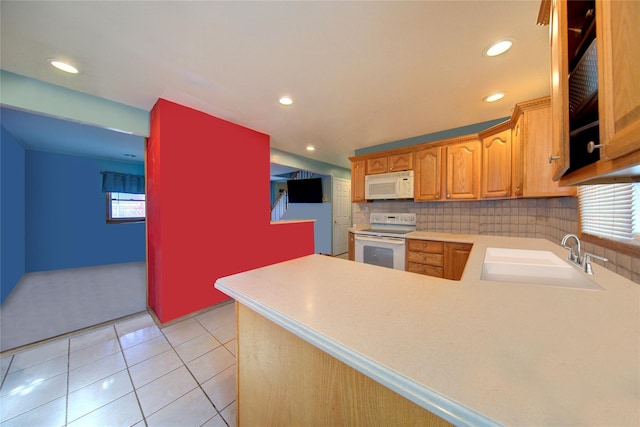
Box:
[446, 194, 451, 198]
[503, 190, 509, 196]
[548, 155, 560, 163]
[587, 141, 603, 154]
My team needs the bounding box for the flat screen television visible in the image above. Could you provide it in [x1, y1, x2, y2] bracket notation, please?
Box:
[287, 178, 323, 203]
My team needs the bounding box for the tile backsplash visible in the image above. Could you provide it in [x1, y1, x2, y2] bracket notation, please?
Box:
[352, 196, 639, 284]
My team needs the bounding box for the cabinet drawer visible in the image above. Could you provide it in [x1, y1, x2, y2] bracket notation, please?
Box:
[407, 251, 444, 266]
[407, 239, 444, 253]
[407, 262, 444, 278]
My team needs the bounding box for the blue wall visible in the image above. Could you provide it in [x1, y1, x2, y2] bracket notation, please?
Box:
[1, 127, 26, 303]
[25, 150, 146, 272]
[281, 203, 332, 254]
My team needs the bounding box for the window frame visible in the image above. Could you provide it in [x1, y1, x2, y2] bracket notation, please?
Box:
[578, 183, 639, 257]
[106, 192, 146, 224]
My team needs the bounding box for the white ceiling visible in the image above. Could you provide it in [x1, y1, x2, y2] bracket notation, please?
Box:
[0, 1, 551, 169]
[0, 106, 146, 160]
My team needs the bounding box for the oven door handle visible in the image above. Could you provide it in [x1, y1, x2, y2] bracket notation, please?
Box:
[354, 235, 406, 245]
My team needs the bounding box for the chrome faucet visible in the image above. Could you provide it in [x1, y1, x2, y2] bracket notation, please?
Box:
[560, 233, 608, 274]
[561, 234, 581, 264]
[582, 252, 608, 274]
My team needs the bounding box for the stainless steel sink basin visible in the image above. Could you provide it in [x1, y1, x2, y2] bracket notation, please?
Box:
[480, 247, 603, 290]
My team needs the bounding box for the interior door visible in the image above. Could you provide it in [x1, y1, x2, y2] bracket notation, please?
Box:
[332, 177, 351, 255]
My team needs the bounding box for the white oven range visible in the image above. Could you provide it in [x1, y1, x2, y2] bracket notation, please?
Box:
[353, 213, 416, 270]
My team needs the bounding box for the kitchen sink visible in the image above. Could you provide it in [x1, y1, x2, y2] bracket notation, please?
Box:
[480, 247, 603, 290]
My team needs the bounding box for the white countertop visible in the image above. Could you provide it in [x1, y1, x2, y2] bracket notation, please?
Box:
[215, 234, 640, 426]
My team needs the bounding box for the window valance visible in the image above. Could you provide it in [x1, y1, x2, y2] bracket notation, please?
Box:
[101, 171, 145, 194]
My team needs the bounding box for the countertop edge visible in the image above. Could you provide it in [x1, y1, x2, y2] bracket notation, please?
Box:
[215, 280, 500, 427]
[270, 219, 316, 225]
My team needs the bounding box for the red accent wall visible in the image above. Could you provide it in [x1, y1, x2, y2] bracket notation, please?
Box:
[146, 99, 315, 323]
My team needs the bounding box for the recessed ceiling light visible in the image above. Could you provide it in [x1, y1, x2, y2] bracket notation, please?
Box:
[484, 38, 515, 57]
[306, 145, 315, 151]
[484, 92, 505, 103]
[279, 96, 293, 106]
[50, 60, 79, 74]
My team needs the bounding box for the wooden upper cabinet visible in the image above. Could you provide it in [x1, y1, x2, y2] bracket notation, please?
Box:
[366, 156, 388, 175]
[414, 146, 442, 201]
[348, 232, 355, 261]
[519, 100, 576, 197]
[548, 0, 571, 180]
[596, 0, 640, 160]
[546, 0, 640, 185]
[445, 140, 481, 200]
[512, 113, 524, 197]
[351, 160, 366, 202]
[482, 129, 512, 198]
[389, 153, 413, 172]
[366, 153, 413, 174]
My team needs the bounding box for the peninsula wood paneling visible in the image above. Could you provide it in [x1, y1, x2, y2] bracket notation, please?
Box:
[237, 303, 451, 427]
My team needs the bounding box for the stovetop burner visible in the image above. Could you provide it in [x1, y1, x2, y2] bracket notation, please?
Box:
[353, 213, 416, 238]
[362, 227, 413, 235]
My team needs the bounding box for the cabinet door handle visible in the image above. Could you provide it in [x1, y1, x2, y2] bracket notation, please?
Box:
[587, 141, 603, 153]
[548, 155, 560, 163]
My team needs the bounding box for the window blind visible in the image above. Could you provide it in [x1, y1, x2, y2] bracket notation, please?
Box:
[579, 183, 640, 243]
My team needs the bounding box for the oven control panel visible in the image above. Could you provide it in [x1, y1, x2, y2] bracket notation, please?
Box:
[369, 213, 416, 226]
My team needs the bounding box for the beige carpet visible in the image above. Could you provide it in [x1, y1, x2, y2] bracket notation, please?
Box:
[0, 262, 146, 352]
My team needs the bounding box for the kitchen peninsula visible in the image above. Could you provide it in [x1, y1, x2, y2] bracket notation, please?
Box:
[215, 235, 639, 426]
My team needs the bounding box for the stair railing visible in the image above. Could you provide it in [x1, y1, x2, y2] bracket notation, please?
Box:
[270, 170, 314, 221]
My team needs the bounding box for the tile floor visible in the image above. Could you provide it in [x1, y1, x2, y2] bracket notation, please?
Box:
[0, 301, 236, 427]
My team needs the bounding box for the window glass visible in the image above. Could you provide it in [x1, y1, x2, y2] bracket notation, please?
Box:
[108, 192, 145, 223]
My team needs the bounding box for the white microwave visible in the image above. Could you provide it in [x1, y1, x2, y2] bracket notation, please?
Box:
[365, 170, 414, 200]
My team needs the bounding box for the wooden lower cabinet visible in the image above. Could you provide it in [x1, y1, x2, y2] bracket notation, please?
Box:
[237, 303, 451, 426]
[443, 242, 474, 281]
[406, 239, 472, 281]
[406, 239, 444, 277]
[348, 231, 355, 261]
